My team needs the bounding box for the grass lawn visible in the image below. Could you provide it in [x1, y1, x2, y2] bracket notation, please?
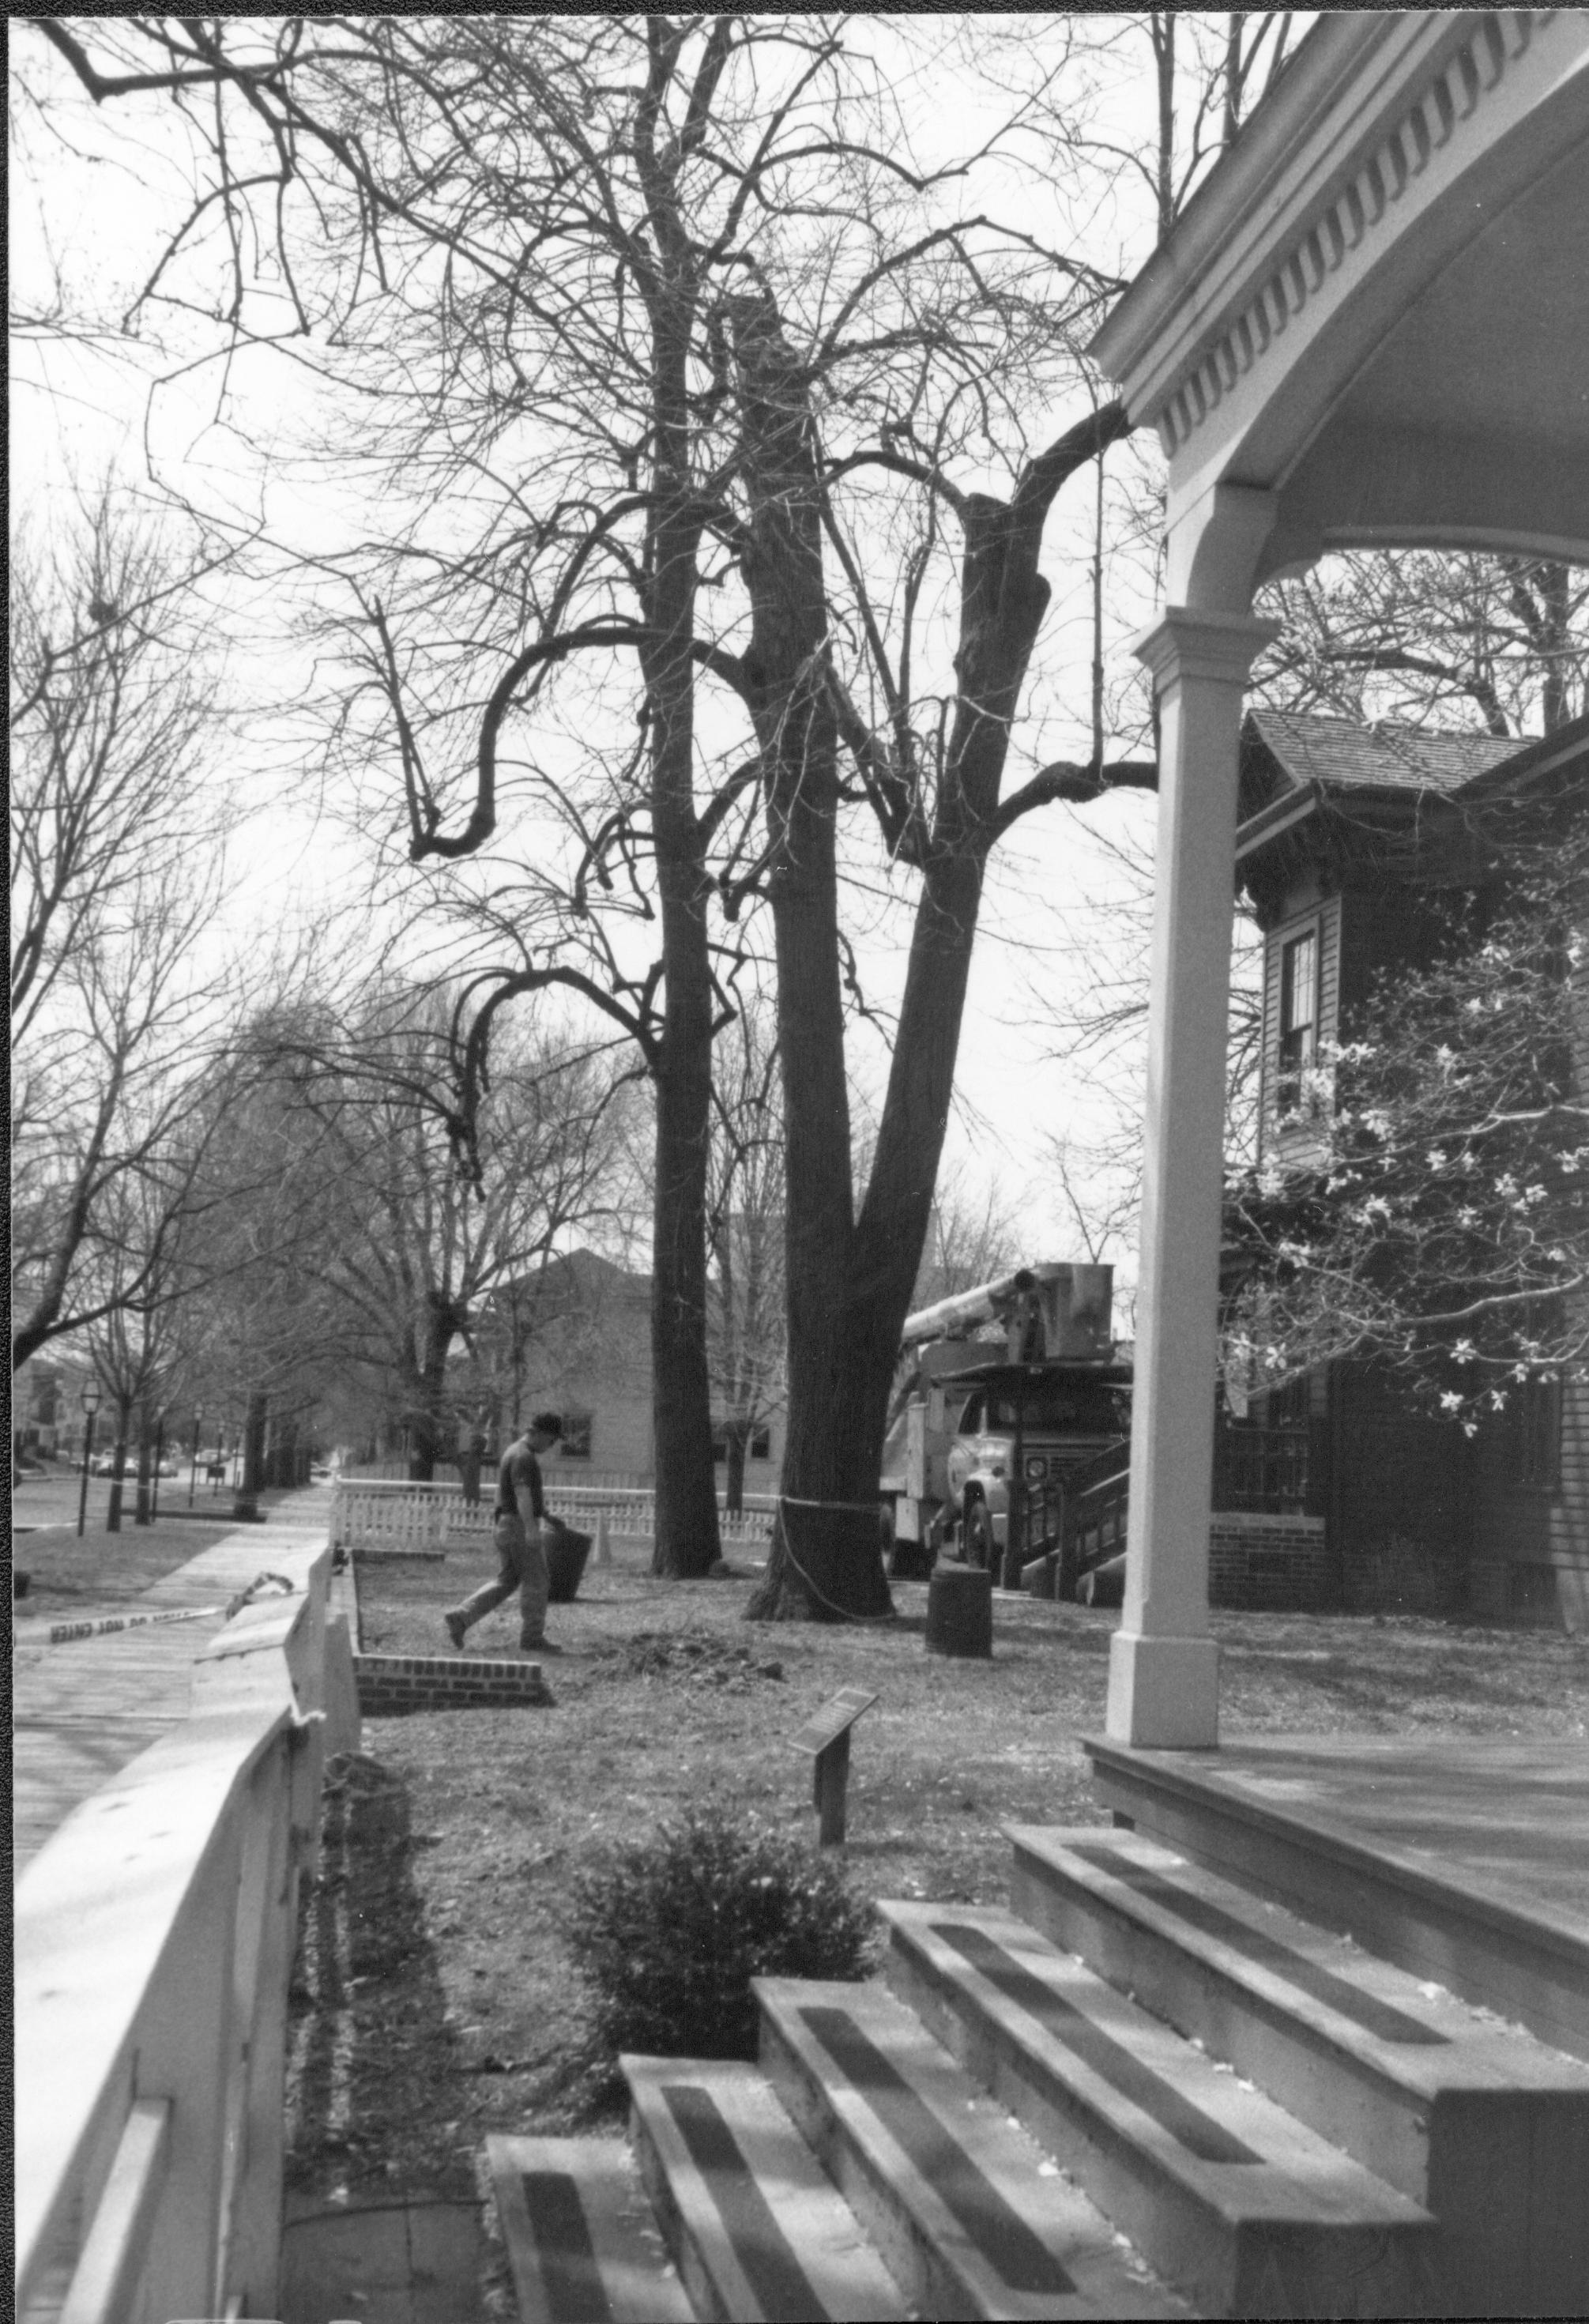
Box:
[284, 1539, 1589, 2229]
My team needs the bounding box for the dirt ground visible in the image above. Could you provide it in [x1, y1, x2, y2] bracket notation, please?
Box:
[282, 1539, 1589, 2231]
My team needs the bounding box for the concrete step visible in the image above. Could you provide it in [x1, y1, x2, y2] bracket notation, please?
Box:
[623, 2052, 909, 2322]
[879, 1900, 1437, 2319]
[755, 1975, 1191, 2320]
[1009, 1823, 1589, 2318]
[487, 2134, 693, 2322]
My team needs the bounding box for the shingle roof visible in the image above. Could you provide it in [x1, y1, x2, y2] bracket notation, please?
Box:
[1245, 708, 1520, 797]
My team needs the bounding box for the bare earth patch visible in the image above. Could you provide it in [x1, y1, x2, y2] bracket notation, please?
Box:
[284, 1541, 1588, 2232]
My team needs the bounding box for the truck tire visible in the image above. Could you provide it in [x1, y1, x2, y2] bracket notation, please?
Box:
[964, 1498, 996, 1573]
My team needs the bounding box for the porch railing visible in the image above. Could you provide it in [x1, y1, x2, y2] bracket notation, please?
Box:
[331, 1475, 778, 1551]
[1058, 1443, 1132, 1595]
[16, 1535, 356, 2324]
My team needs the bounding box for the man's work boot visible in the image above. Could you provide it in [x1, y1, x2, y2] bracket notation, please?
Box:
[444, 1612, 468, 1651]
[522, 1635, 563, 1655]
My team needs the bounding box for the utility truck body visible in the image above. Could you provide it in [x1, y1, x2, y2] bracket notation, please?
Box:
[880, 1264, 1129, 1588]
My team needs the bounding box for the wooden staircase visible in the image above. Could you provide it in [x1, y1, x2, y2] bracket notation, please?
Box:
[488, 1813, 1589, 2321]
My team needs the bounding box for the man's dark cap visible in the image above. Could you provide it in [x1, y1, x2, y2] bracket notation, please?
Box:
[529, 1411, 563, 1438]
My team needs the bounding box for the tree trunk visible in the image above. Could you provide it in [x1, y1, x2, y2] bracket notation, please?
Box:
[645, 299, 721, 1580]
[728, 293, 891, 1622]
[235, 1389, 268, 1517]
[724, 1416, 748, 1516]
[105, 1407, 131, 1532]
[134, 1403, 154, 1526]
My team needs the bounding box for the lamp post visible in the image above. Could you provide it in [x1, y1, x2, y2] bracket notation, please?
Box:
[189, 1404, 205, 1507]
[150, 1410, 166, 1523]
[77, 1380, 102, 1539]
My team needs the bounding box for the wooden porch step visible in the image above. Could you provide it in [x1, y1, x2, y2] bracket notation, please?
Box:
[755, 1975, 1191, 2320]
[1083, 1735, 1589, 2064]
[878, 1901, 1437, 2319]
[1009, 1824, 1589, 2317]
[486, 2134, 692, 2322]
[623, 2053, 909, 2322]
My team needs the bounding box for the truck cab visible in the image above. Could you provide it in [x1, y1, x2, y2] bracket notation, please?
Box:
[943, 1362, 1132, 1584]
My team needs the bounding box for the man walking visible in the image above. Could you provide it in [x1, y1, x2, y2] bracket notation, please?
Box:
[445, 1411, 563, 1655]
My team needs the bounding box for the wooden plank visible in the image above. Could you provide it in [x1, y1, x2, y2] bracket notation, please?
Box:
[488, 2135, 691, 2324]
[874, 1906, 1434, 2318]
[626, 2055, 906, 2322]
[755, 1975, 1185, 2321]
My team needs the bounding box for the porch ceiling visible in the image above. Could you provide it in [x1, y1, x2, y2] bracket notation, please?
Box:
[1092, 12, 1589, 583]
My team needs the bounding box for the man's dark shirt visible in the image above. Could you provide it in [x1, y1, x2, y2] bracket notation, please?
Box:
[495, 1437, 545, 1524]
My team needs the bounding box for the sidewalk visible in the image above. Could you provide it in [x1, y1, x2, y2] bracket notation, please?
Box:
[12, 1488, 334, 1873]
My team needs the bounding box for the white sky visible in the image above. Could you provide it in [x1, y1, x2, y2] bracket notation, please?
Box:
[10, 16, 1282, 1304]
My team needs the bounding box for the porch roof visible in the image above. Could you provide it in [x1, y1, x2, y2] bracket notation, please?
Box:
[1091, 13, 1589, 584]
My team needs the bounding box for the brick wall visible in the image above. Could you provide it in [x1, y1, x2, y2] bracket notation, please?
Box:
[352, 1652, 552, 1714]
[1209, 1512, 1331, 1610]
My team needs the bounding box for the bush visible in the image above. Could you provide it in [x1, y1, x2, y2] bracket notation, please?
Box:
[567, 1807, 876, 2062]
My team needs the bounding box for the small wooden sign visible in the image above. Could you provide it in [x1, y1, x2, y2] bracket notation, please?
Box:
[792, 1687, 877, 1845]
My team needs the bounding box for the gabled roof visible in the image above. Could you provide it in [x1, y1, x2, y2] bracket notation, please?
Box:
[1236, 707, 1587, 876]
[1245, 708, 1519, 799]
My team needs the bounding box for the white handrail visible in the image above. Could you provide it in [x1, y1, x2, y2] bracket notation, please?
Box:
[16, 1535, 356, 2324]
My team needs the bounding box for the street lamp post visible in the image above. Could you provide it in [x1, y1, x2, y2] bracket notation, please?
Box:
[150, 1411, 166, 1523]
[77, 1381, 102, 1539]
[189, 1404, 205, 1507]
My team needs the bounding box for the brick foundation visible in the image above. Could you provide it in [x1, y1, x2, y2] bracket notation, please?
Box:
[352, 1652, 552, 1713]
[1209, 1512, 1331, 1610]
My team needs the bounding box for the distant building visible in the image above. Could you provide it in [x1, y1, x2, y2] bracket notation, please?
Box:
[12, 1345, 95, 1465]
[466, 1248, 785, 1486]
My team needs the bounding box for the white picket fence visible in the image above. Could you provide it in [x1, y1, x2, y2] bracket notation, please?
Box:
[330, 1475, 777, 1551]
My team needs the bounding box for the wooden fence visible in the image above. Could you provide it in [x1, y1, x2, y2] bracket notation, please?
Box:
[330, 1475, 778, 1552]
[15, 1536, 356, 2324]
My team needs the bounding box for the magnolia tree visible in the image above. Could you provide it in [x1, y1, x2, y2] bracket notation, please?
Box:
[1225, 819, 1589, 1430]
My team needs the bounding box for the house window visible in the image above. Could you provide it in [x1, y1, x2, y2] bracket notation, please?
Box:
[1516, 1377, 1561, 1492]
[559, 1410, 593, 1460]
[711, 1422, 772, 1463]
[1278, 927, 1319, 1110]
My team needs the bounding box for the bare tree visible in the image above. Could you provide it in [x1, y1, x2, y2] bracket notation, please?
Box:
[22, 15, 1165, 1612]
[9, 488, 250, 1369]
[1256, 553, 1589, 740]
[909, 1164, 1023, 1309]
[706, 1000, 785, 1516]
[239, 988, 640, 1480]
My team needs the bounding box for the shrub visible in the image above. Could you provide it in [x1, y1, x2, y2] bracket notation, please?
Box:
[566, 1806, 875, 2062]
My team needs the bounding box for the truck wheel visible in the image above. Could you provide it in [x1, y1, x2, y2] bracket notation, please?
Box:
[964, 1499, 995, 1573]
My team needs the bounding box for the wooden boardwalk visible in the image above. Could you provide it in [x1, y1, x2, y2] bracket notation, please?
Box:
[12, 1492, 333, 1874]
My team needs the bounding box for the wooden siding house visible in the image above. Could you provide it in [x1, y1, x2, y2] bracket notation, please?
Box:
[1223, 707, 1589, 1627]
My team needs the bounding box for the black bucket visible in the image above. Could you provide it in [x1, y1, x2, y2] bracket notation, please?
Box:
[924, 1563, 992, 1658]
[545, 1519, 593, 1603]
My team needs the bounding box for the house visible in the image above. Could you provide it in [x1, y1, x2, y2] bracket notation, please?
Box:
[1216, 706, 1589, 1626]
[466, 1247, 785, 1488]
[12, 1344, 96, 1467]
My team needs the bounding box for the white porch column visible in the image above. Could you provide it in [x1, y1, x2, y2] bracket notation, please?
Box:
[1106, 605, 1278, 1748]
